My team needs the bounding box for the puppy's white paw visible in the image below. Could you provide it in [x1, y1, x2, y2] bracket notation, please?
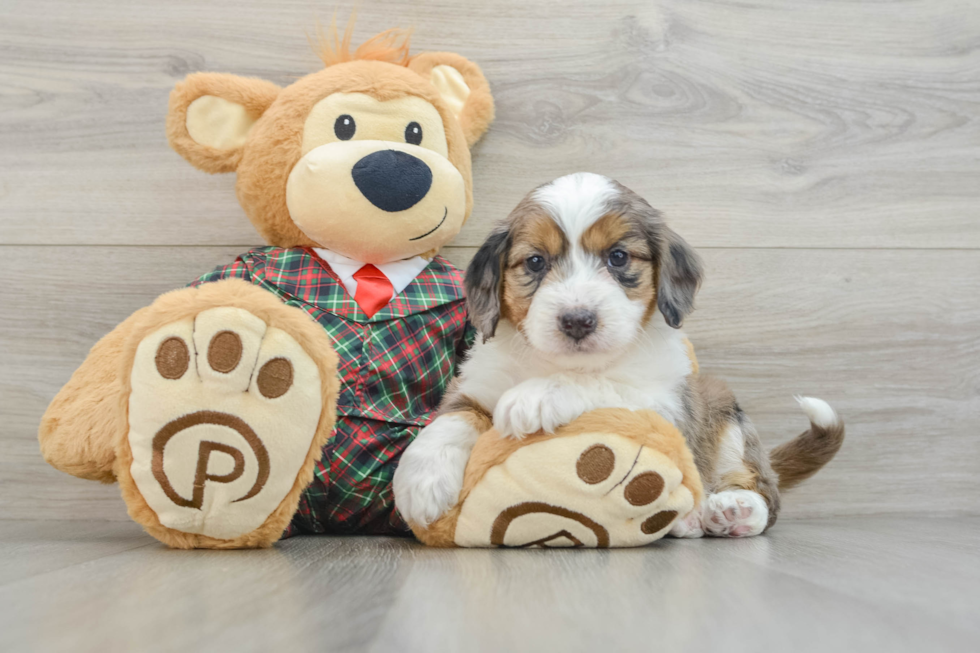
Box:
[493, 378, 583, 439]
[701, 490, 769, 538]
[393, 415, 477, 527]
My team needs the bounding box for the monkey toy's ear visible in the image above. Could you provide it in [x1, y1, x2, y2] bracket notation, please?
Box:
[166, 73, 281, 174]
[409, 52, 494, 148]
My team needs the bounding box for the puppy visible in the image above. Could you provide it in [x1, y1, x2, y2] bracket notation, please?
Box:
[393, 172, 844, 537]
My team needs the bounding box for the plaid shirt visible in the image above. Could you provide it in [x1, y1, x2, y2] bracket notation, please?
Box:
[192, 247, 475, 535]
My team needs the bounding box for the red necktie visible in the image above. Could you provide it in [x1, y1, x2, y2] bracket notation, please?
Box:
[352, 264, 394, 318]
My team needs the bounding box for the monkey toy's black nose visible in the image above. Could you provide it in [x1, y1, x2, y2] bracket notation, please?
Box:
[352, 150, 432, 212]
[558, 309, 598, 341]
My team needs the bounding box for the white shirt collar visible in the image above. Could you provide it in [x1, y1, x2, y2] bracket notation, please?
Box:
[313, 248, 430, 301]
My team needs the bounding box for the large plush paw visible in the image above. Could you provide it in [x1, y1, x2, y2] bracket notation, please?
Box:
[126, 307, 324, 541]
[453, 431, 697, 548]
[691, 490, 769, 538]
[393, 415, 475, 527]
[493, 378, 584, 439]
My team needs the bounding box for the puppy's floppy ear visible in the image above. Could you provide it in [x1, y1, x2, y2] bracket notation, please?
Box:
[465, 228, 511, 341]
[167, 73, 281, 174]
[409, 52, 494, 147]
[656, 227, 704, 328]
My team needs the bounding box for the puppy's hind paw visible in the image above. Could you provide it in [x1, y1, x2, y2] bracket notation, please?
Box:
[701, 490, 769, 538]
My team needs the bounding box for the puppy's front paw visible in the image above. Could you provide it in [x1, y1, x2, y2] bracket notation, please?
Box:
[493, 379, 582, 439]
[393, 416, 475, 527]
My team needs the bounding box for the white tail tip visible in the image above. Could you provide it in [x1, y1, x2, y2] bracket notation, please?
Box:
[795, 396, 840, 429]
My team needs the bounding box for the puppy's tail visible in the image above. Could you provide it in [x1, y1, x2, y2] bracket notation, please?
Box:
[769, 397, 845, 491]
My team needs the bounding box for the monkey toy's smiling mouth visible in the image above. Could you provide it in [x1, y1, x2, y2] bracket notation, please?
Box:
[409, 207, 448, 241]
[286, 138, 467, 263]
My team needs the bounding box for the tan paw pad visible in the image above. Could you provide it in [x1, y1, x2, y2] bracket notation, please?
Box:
[128, 308, 322, 541]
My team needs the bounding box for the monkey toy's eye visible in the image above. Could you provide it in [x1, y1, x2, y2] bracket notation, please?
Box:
[334, 115, 356, 140]
[405, 121, 423, 145]
[607, 249, 630, 268]
[526, 255, 547, 273]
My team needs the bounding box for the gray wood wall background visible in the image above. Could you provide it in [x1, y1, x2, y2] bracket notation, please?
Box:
[1, 0, 977, 523]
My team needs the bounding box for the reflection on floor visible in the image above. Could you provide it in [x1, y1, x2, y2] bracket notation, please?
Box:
[1, 515, 977, 653]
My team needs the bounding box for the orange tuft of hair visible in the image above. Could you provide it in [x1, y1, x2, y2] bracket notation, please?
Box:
[312, 13, 413, 68]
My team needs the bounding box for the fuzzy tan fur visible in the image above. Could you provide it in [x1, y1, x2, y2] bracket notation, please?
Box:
[39, 308, 148, 483]
[409, 52, 495, 147]
[167, 73, 282, 174]
[237, 62, 476, 249]
[412, 408, 703, 547]
[166, 37, 494, 251]
[313, 21, 413, 68]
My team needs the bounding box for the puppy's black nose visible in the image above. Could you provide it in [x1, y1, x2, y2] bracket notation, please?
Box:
[351, 150, 432, 212]
[558, 309, 598, 341]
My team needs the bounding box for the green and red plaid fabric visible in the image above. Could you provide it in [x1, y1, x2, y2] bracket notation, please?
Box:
[192, 247, 475, 535]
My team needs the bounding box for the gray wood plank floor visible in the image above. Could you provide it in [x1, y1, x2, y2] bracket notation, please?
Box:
[1, 517, 977, 653]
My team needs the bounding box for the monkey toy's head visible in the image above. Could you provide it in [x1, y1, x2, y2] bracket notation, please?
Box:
[167, 26, 494, 264]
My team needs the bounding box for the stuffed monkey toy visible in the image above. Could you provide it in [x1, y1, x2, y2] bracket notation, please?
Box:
[38, 25, 494, 549]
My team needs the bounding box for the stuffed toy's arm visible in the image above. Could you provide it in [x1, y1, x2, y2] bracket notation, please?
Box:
[39, 308, 148, 483]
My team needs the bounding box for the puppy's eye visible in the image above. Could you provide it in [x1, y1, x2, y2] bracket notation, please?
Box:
[525, 255, 547, 273]
[607, 249, 630, 268]
[334, 115, 356, 140]
[405, 122, 423, 145]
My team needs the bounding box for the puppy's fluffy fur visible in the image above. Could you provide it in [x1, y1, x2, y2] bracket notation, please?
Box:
[394, 173, 844, 537]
